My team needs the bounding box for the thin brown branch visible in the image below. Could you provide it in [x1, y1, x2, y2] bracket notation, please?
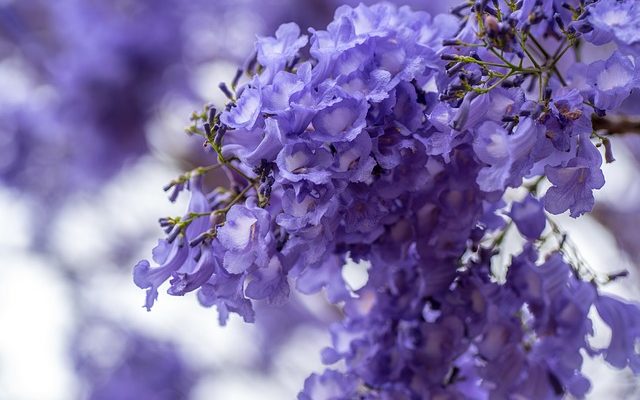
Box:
[593, 117, 640, 135]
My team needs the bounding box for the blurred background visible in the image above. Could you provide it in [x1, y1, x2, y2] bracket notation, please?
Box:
[1, 1, 639, 399]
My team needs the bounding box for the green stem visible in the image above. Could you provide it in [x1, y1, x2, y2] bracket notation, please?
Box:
[526, 175, 546, 195]
[491, 221, 513, 248]
[488, 46, 518, 69]
[529, 36, 568, 86]
[474, 71, 515, 94]
[549, 41, 573, 71]
[214, 182, 258, 216]
[225, 162, 253, 182]
[518, 34, 541, 70]
[546, 216, 599, 282]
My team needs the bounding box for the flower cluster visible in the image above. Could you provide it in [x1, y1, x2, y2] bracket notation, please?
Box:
[135, 1, 640, 398]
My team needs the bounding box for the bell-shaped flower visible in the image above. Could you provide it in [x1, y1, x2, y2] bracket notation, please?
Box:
[510, 194, 546, 240]
[216, 199, 274, 274]
[587, 51, 640, 111]
[544, 134, 605, 217]
[595, 295, 640, 372]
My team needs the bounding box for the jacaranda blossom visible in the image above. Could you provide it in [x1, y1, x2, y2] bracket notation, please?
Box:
[134, 2, 640, 398]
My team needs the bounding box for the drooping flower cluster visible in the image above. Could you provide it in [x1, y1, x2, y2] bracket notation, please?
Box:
[135, 1, 640, 398]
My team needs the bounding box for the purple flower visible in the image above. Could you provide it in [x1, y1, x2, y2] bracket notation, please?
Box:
[592, 201, 640, 263]
[134, 238, 189, 311]
[244, 255, 289, 305]
[330, 132, 376, 182]
[220, 81, 263, 130]
[452, 88, 525, 132]
[222, 117, 283, 168]
[256, 22, 308, 80]
[546, 88, 592, 152]
[217, 199, 274, 274]
[277, 181, 337, 232]
[168, 245, 217, 296]
[587, 51, 640, 110]
[510, 194, 546, 240]
[544, 134, 605, 218]
[276, 141, 334, 184]
[295, 254, 352, 303]
[261, 67, 310, 114]
[311, 96, 368, 142]
[595, 295, 640, 372]
[586, 0, 640, 54]
[341, 185, 388, 236]
[197, 264, 255, 325]
[374, 139, 430, 199]
[473, 118, 539, 193]
[299, 369, 357, 400]
[134, 177, 211, 310]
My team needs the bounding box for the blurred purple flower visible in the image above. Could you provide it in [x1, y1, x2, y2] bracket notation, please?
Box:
[595, 295, 640, 372]
[73, 320, 196, 400]
[511, 194, 546, 240]
[593, 202, 640, 263]
[586, 0, 640, 55]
